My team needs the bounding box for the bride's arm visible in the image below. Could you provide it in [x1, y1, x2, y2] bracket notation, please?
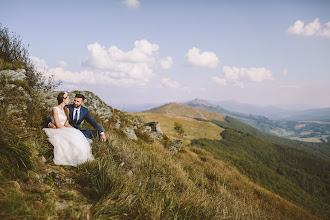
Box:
[53, 108, 64, 128]
[64, 120, 72, 127]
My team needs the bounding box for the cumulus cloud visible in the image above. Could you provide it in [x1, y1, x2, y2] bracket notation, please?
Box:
[212, 66, 274, 88]
[30, 56, 48, 70]
[161, 78, 181, 89]
[122, 0, 140, 8]
[287, 18, 330, 38]
[186, 47, 219, 68]
[160, 56, 173, 69]
[84, 40, 159, 80]
[58, 60, 67, 68]
[211, 77, 227, 86]
[48, 67, 149, 88]
[31, 40, 173, 88]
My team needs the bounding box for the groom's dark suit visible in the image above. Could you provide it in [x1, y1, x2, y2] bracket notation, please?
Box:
[66, 104, 104, 139]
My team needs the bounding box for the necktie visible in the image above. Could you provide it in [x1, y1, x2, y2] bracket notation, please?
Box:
[74, 109, 78, 121]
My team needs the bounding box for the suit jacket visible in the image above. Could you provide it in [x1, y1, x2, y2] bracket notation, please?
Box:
[66, 104, 104, 133]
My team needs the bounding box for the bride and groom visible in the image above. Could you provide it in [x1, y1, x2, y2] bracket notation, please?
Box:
[43, 92, 106, 166]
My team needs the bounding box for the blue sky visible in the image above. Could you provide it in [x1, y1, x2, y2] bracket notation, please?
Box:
[1, 0, 330, 109]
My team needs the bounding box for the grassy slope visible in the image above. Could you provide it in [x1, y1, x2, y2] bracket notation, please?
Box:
[77, 129, 318, 219]
[189, 129, 330, 219]
[133, 112, 224, 142]
[145, 102, 225, 122]
[207, 116, 330, 161]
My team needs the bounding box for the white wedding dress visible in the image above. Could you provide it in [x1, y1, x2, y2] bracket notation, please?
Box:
[43, 107, 94, 166]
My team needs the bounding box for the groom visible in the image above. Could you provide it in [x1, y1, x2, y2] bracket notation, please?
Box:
[66, 93, 106, 142]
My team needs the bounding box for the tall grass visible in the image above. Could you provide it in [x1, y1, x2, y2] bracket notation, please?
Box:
[76, 125, 318, 219]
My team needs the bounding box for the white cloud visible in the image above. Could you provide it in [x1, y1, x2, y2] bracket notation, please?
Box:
[48, 67, 149, 88]
[287, 18, 330, 38]
[58, 60, 67, 68]
[161, 78, 181, 89]
[84, 40, 159, 80]
[160, 56, 173, 69]
[122, 0, 140, 8]
[30, 56, 48, 70]
[186, 47, 219, 68]
[211, 77, 227, 86]
[212, 66, 274, 88]
[223, 66, 274, 82]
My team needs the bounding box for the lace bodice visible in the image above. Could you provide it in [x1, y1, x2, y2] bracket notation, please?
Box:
[52, 107, 67, 126]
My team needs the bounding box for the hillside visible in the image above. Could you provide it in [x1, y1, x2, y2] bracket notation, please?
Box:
[0, 26, 325, 219]
[145, 102, 225, 122]
[204, 116, 330, 161]
[0, 68, 321, 219]
[208, 99, 330, 121]
[187, 98, 330, 146]
[190, 129, 330, 218]
[138, 102, 330, 218]
[133, 112, 224, 142]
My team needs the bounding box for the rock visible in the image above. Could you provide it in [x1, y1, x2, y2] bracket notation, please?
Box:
[8, 181, 21, 191]
[124, 126, 137, 140]
[55, 201, 72, 210]
[114, 119, 121, 129]
[169, 139, 183, 152]
[143, 122, 163, 139]
[0, 69, 26, 81]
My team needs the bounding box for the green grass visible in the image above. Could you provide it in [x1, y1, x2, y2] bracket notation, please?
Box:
[189, 129, 330, 219]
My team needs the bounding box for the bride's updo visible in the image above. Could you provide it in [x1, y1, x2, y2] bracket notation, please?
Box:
[57, 92, 67, 104]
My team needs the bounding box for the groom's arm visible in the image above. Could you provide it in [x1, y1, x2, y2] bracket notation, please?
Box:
[85, 111, 106, 142]
[85, 111, 104, 132]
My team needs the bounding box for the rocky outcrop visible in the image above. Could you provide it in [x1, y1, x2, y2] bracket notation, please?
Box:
[143, 122, 163, 139]
[169, 139, 183, 152]
[0, 69, 27, 81]
[124, 126, 138, 140]
[44, 91, 113, 122]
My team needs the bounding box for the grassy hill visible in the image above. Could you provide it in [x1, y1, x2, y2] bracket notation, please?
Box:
[187, 99, 330, 143]
[0, 25, 324, 219]
[203, 116, 330, 161]
[137, 102, 329, 219]
[133, 112, 224, 143]
[190, 129, 330, 218]
[145, 102, 225, 122]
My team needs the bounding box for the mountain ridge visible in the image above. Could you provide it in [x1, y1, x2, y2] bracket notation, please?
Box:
[186, 98, 330, 144]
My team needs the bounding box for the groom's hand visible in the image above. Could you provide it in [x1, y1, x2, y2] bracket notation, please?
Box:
[101, 133, 106, 142]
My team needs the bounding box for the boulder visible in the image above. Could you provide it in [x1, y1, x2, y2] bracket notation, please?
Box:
[0, 69, 26, 81]
[143, 122, 163, 139]
[124, 126, 138, 140]
[169, 139, 183, 152]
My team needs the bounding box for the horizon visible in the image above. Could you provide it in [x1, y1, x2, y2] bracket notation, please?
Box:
[2, 0, 330, 108]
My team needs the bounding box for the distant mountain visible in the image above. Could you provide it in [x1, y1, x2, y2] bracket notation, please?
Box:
[186, 99, 330, 143]
[208, 99, 330, 121]
[138, 102, 330, 218]
[145, 102, 225, 122]
[113, 103, 165, 113]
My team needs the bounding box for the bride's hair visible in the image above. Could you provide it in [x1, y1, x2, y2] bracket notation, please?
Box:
[57, 92, 66, 104]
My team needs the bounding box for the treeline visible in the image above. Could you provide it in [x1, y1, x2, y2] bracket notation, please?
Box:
[189, 129, 330, 219]
[196, 116, 330, 161]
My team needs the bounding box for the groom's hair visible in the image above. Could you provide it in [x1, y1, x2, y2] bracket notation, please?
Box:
[75, 94, 85, 101]
[57, 92, 66, 104]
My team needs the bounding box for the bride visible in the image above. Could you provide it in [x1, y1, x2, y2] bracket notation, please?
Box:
[43, 92, 94, 166]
